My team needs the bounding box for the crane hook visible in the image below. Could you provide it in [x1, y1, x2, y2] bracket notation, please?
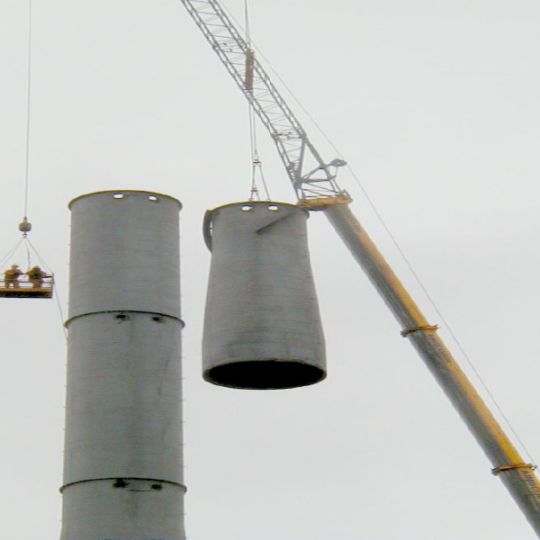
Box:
[19, 216, 32, 236]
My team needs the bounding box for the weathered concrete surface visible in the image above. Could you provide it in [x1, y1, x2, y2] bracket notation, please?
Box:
[203, 201, 326, 390]
[61, 190, 185, 540]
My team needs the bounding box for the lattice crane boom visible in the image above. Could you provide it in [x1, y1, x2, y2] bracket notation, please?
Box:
[180, 0, 346, 201]
[180, 1, 540, 536]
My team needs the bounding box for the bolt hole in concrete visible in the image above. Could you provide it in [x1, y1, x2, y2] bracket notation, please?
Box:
[115, 313, 129, 321]
[241, 205, 253, 212]
[113, 479, 128, 488]
[152, 315, 163, 323]
[148, 195, 159, 202]
[113, 193, 124, 199]
[151, 484, 163, 490]
[267, 204, 279, 211]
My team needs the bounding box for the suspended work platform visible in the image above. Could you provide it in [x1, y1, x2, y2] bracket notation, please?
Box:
[0, 276, 54, 299]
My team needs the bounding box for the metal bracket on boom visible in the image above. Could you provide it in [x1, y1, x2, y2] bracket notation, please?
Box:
[400, 324, 439, 338]
[298, 194, 352, 211]
[492, 463, 537, 476]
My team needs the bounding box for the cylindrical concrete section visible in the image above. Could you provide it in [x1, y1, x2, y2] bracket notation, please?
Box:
[61, 190, 185, 540]
[68, 190, 181, 320]
[202, 201, 326, 390]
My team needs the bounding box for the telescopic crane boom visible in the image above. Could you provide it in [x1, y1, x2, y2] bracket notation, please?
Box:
[180, 0, 540, 535]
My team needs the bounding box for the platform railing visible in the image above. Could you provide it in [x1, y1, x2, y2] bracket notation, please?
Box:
[0, 276, 53, 288]
[0, 276, 54, 298]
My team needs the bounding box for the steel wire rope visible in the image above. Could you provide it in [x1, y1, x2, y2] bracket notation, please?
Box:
[242, 0, 270, 201]
[0, 237, 25, 270]
[225, 16, 537, 464]
[243, 0, 251, 46]
[247, 104, 259, 199]
[1, 1, 35, 274]
[54, 285, 68, 342]
[247, 103, 270, 201]
[244, 0, 256, 199]
[26, 237, 68, 341]
[23, 237, 31, 269]
[352, 163, 537, 464]
[22, 0, 33, 220]
[25, 237, 52, 274]
[257, 155, 271, 200]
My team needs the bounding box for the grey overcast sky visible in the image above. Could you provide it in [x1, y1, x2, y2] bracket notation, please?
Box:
[0, 1, 539, 539]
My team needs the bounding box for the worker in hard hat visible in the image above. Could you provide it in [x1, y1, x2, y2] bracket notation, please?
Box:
[4, 264, 23, 288]
[26, 265, 49, 288]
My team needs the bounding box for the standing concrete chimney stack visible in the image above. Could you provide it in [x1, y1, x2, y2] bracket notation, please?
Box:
[60, 190, 185, 540]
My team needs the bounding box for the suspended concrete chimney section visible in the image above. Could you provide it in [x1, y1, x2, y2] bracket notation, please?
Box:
[202, 201, 326, 390]
[60, 190, 185, 540]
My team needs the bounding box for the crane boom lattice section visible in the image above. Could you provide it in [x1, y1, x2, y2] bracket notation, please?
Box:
[180, 0, 344, 200]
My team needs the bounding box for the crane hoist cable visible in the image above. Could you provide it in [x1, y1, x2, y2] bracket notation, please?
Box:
[247, 106, 270, 201]
[22, 0, 33, 231]
[0, 0, 55, 301]
[243, 0, 270, 201]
